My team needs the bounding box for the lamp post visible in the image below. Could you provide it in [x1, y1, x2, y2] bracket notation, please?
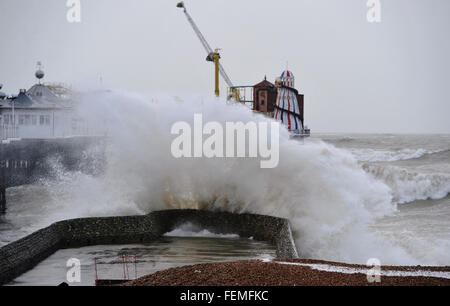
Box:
[12, 97, 15, 138]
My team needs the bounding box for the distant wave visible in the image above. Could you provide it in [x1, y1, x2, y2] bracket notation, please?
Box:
[323, 136, 355, 144]
[363, 164, 450, 204]
[351, 148, 446, 163]
[164, 229, 240, 239]
[163, 222, 240, 239]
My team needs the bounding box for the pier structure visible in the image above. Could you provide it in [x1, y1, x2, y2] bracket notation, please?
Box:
[0, 137, 105, 214]
[0, 187, 5, 214]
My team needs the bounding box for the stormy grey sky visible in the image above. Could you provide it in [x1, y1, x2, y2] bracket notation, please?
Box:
[0, 0, 449, 133]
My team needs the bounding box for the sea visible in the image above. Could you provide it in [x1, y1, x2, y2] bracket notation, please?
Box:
[0, 93, 449, 276]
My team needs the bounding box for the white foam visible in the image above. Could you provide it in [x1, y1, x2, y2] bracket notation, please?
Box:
[164, 229, 239, 239]
[69, 91, 407, 265]
[274, 261, 450, 279]
[350, 148, 441, 163]
[3, 90, 448, 266]
[363, 164, 450, 204]
[164, 223, 240, 238]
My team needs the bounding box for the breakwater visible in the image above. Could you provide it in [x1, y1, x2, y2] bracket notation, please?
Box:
[0, 209, 298, 285]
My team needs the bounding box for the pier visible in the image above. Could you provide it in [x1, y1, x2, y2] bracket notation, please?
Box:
[0, 136, 106, 214]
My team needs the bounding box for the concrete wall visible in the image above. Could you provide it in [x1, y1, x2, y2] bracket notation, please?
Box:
[0, 209, 298, 286]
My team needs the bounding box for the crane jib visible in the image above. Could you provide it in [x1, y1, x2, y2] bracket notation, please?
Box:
[178, 2, 235, 89]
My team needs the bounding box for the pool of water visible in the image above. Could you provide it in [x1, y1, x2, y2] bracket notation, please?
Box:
[8, 236, 276, 286]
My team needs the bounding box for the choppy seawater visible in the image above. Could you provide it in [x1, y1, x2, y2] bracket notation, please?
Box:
[0, 133, 449, 267]
[316, 134, 450, 265]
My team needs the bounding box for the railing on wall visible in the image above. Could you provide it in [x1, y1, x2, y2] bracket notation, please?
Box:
[1, 122, 108, 142]
[0, 125, 19, 141]
[228, 86, 254, 105]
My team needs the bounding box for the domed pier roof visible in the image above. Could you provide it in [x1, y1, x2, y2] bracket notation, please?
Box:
[280, 70, 295, 87]
[281, 70, 294, 79]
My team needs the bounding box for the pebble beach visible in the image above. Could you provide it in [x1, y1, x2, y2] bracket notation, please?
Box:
[124, 259, 450, 286]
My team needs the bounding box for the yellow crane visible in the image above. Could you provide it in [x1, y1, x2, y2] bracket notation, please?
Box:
[206, 49, 221, 97]
[177, 2, 239, 100]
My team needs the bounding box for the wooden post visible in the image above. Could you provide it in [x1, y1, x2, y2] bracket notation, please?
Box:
[0, 187, 5, 214]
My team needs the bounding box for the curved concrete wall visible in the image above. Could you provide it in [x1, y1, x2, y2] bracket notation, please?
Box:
[0, 209, 298, 285]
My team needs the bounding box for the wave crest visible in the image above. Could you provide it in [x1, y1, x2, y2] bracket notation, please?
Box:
[351, 148, 444, 163]
[363, 163, 450, 204]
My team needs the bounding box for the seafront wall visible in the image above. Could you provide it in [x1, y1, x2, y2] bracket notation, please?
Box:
[0, 209, 298, 285]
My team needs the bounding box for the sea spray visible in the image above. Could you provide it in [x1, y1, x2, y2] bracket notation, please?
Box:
[71, 90, 414, 264]
[0, 90, 437, 265]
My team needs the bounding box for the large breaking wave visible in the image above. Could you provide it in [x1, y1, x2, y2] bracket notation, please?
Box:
[362, 163, 450, 204]
[2, 90, 449, 266]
